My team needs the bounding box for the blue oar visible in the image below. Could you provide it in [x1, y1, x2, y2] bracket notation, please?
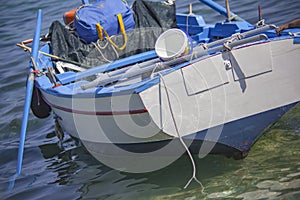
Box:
[8, 9, 42, 191]
[82, 0, 89, 4]
[199, 0, 238, 19]
[199, 0, 251, 26]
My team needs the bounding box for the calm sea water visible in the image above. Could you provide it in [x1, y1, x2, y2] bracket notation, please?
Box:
[1, 0, 300, 199]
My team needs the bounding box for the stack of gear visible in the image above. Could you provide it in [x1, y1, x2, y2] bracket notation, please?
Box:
[74, 0, 135, 44]
[48, 0, 177, 68]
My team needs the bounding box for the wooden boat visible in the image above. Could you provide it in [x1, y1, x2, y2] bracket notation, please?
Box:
[16, 0, 300, 171]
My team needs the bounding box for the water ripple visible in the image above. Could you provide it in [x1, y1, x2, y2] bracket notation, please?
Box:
[0, 0, 299, 199]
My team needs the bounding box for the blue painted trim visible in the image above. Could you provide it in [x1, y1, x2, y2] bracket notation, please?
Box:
[59, 50, 157, 85]
[9, 9, 42, 191]
[39, 35, 291, 99]
[40, 78, 153, 98]
[17, 9, 42, 176]
[293, 36, 300, 44]
[199, 0, 251, 26]
[82, 0, 89, 4]
[199, 0, 230, 17]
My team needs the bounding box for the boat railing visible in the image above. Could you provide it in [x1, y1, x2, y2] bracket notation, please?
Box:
[80, 32, 270, 90]
[206, 24, 276, 49]
[57, 23, 276, 90]
[20, 0, 276, 91]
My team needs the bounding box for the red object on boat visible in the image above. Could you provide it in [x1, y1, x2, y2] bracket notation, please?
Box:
[63, 8, 78, 25]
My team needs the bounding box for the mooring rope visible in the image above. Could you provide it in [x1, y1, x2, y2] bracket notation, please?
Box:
[158, 72, 205, 193]
[184, 3, 195, 35]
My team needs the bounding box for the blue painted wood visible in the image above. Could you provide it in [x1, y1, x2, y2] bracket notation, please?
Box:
[293, 36, 300, 44]
[82, 0, 89, 5]
[17, 9, 42, 175]
[59, 50, 157, 85]
[198, 0, 251, 26]
[199, 0, 236, 19]
[176, 14, 206, 35]
[9, 9, 42, 190]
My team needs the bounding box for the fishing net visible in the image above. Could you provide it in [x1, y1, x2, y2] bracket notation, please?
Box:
[48, 0, 177, 68]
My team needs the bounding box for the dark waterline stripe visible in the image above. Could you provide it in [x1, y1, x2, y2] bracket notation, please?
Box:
[43, 97, 148, 116]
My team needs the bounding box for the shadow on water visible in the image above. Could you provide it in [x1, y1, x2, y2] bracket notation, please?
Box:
[38, 144, 243, 200]
[38, 135, 243, 199]
[1, 130, 241, 199]
[1, 104, 299, 199]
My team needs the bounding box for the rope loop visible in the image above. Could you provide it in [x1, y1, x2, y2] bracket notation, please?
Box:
[96, 13, 127, 51]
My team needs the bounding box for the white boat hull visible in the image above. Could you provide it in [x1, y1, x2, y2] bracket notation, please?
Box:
[41, 38, 300, 157]
[141, 38, 300, 138]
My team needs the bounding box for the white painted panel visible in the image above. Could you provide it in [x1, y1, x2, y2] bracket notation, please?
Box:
[141, 38, 300, 138]
[181, 57, 229, 95]
[231, 42, 272, 80]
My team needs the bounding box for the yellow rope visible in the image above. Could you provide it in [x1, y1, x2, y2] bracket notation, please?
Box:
[95, 13, 127, 51]
[96, 23, 104, 40]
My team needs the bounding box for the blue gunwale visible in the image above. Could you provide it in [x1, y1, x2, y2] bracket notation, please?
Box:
[37, 34, 297, 99]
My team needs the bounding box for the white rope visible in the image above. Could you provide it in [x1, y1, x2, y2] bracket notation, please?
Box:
[289, 31, 300, 36]
[185, 4, 194, 35]
[186, 12, 189, 34]
[92, 38, 119, 63]
[158, 72, 205, 193]
[149, 62, 162, 79]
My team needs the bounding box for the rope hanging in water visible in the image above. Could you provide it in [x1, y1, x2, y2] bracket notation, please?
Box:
[158, 72, 206, 193]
